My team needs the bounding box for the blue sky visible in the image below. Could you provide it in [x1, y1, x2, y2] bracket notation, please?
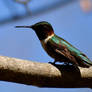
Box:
[0, 0, 92, 92]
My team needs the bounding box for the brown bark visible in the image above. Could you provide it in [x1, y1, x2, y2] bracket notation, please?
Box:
[0, 56, 92, 88]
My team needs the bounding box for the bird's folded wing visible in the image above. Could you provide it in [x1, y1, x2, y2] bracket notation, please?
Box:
[55, 48, 77, 63]
[47, 39, 77, 64]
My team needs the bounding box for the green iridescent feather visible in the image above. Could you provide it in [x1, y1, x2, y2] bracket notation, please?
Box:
[48, 34, 92, 67]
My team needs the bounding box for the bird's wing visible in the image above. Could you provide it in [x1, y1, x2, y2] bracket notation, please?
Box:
[79, 53, 92, 65]
[47, 39, 78, 64]
[55, 45, 77, 64]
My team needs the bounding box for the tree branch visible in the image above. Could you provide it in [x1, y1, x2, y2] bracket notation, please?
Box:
[0, 56, 92, 88]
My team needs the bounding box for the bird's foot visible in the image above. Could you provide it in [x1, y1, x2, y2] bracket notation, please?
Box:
[64, 62, 78, 68]
[48, 61, 56, 65]
[64, 62, 71, 66]
[72, 63, 78, 68]
[48, 61, 52, 64]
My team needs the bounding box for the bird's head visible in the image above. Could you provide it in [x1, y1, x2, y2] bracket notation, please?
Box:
[16, 21, 54, 40]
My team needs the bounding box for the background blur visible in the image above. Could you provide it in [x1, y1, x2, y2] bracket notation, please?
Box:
[0, 0, 92, 92]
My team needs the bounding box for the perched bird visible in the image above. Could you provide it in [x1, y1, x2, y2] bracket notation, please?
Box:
[16, 21, 92, 68]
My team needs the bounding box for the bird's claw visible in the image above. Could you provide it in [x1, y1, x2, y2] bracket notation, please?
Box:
[48, 61, 55, 65]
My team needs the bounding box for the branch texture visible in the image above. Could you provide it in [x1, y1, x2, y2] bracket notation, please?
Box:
[0, 56, 92, 88]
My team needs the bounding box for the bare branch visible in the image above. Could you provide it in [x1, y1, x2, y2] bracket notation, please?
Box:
[0, 56, 92, 88]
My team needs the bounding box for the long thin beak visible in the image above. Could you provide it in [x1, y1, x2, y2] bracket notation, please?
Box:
[15, 25, 32, 28]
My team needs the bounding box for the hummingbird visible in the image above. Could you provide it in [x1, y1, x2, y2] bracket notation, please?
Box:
[16, 21, 92, 68]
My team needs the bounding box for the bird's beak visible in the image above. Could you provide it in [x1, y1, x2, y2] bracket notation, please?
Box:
[15, 25, 34, 29]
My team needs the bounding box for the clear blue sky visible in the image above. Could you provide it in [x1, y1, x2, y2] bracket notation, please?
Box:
[0, 1, 92, 92]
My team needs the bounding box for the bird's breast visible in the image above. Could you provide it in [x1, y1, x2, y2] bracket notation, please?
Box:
[41, 41, 56, 58]
[41, 40, 65, 60]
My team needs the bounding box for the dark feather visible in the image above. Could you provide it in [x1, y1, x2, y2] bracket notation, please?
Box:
[46, 39, 78, 65]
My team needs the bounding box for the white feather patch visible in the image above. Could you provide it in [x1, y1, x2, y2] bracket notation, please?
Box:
[43, 34, 54, 43]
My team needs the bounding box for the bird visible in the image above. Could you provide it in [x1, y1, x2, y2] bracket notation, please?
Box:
[16, 21, 92, 68]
